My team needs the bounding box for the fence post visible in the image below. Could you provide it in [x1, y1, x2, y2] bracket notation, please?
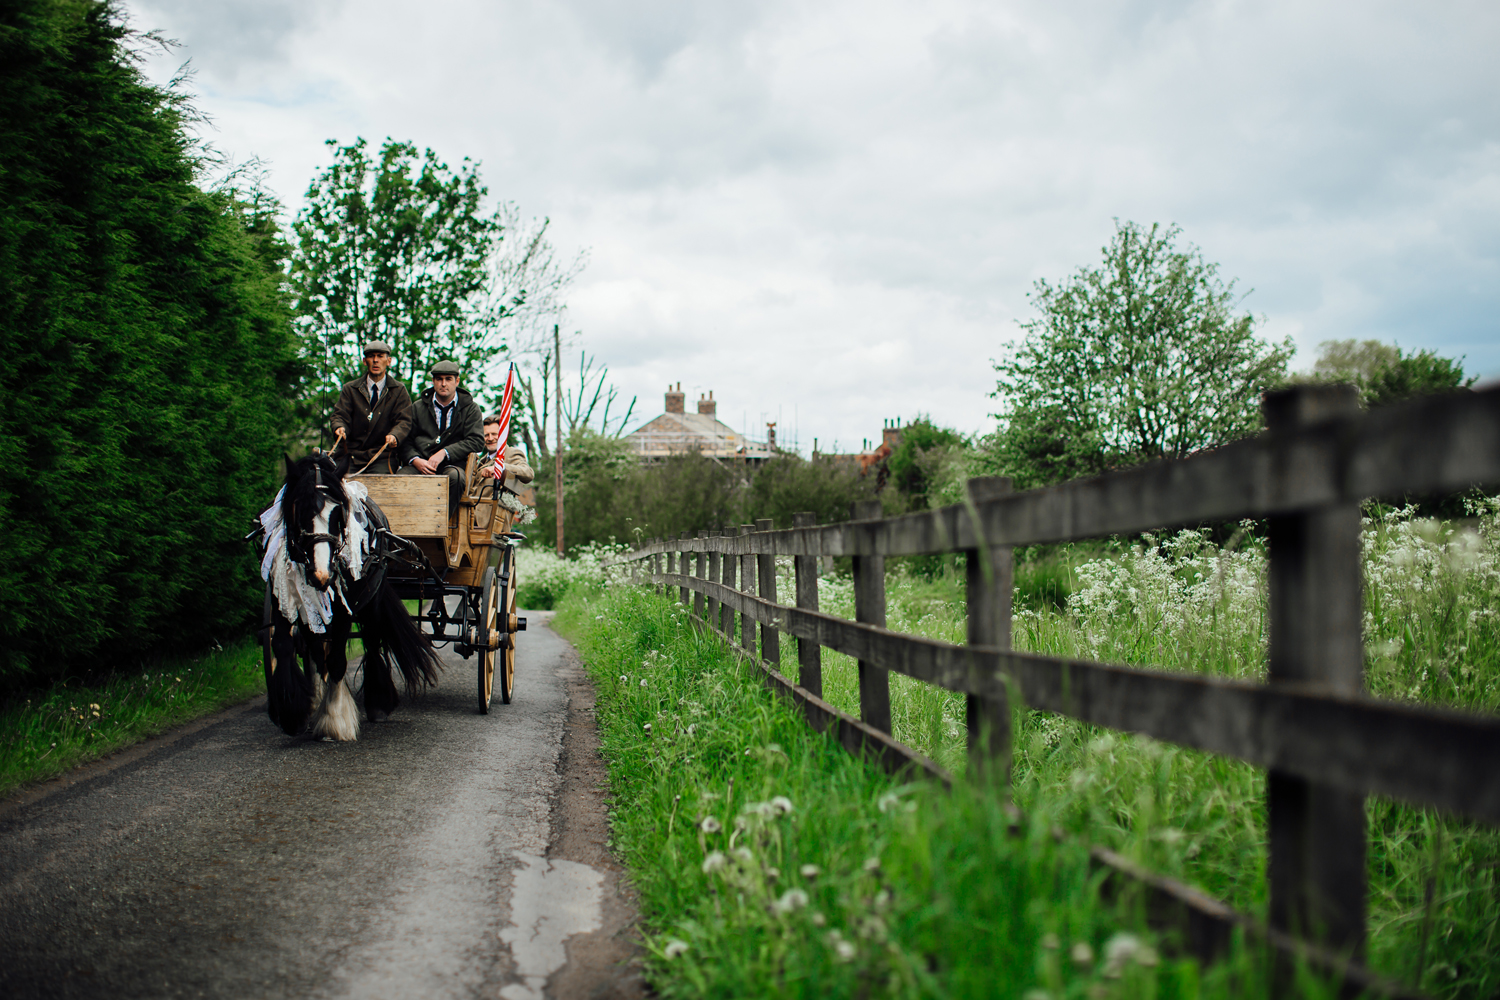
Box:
[706, 530, 721, 632]
[851, 500, 891, 734]
[694, 530, 708, 621]
[679, 531, 691, 607]
[719, 527, 736, 635]
[654, 540, 663, 595]
[964, 477, 1013, 780]
[1264, 383, 1366, 960]
[793, 511, 822, 697]
[665, 545, 676, 602]
[755, 518, 781, 668]
[739, 524, 756, 653]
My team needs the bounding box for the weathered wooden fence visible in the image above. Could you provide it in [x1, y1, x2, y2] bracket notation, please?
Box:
[608, 383, 1500, 996]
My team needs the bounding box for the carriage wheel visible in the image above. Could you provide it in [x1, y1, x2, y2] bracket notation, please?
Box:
[500, 546, 517, 705]
[477, 566, 499, 714]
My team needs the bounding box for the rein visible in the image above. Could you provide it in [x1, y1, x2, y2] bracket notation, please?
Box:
[345, 440, 390, 477]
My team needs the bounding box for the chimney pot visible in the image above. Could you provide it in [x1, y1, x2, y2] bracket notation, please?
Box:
[697, 391, 717, 417]
[665, 383, 686, 414]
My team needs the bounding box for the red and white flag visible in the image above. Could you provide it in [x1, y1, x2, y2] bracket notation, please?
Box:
[493, 363, 515, 476]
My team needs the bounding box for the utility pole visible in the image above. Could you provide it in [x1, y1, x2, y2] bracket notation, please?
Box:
[554, 324, 564, 557]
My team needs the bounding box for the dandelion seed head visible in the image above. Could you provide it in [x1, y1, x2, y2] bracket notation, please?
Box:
[699, 816, 721, 834]
[663, 939, 689, 959]
[799, 864, 821, 880]
[775, 889, 809, 913]
[701, 851, 726, 873]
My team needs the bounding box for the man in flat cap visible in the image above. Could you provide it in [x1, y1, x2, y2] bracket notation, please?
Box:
[332, 340, 414, 474]
[399, 359, 485, 510]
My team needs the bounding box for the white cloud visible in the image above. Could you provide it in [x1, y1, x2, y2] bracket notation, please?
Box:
[125, 0, 1500, 452]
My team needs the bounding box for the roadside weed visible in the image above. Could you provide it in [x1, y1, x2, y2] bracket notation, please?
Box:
[556, 586, 1328, 998]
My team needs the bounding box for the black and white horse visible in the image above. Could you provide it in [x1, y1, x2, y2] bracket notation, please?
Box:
[257, 453, 439, 740]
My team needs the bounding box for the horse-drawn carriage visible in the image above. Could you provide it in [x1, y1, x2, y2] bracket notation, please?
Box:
[256, 450, 528, 741]
[352, 451, 528, 712]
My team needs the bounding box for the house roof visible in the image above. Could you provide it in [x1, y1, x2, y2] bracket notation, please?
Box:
[626, 412, 770, 458]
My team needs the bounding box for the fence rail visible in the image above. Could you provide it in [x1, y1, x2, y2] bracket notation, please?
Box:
[607, 383, 1500, 997]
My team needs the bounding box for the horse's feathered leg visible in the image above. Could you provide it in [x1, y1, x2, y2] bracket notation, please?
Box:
[266, 610, 312, 736]
[358, 582, 442, 699]
[308, 611, 360, 741]
[362, 642, 400, 722]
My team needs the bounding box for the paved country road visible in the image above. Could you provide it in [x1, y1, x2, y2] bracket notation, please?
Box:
[0, 614, 642, 1000]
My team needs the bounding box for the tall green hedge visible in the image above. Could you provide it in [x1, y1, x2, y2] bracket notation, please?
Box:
[0, 0, 300, 687]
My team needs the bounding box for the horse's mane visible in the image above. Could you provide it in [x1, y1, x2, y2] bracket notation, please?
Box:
[281, 453, 348, 533]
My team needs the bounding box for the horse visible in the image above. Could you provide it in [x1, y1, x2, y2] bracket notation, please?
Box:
[256, 452, 440, 740]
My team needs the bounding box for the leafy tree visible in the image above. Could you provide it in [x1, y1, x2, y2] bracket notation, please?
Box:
[290, 140, 582, 436]
[737, 453, 878, 528]
[884, 417, 966, 511]
[989, 221, 1293, 489]
[1312, 339, 1475, 407]
[0, 0, 300, 686]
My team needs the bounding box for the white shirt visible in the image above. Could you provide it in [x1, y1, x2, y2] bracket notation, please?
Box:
[365, 375, 388, 402]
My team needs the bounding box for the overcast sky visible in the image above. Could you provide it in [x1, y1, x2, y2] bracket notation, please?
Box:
[125, 0, 1500, 454]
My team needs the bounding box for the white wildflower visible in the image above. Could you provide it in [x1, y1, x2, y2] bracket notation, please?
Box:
[701, 851, 727, 873]
[663, 939, 689, 959]
[770, 796, 794, 815]
[799, 864, 821, 880]
[775, 889, 809, 913]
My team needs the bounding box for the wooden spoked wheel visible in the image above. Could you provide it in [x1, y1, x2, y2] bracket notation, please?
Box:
[500, 547, 517, 705]
[477, 566, 499, 714]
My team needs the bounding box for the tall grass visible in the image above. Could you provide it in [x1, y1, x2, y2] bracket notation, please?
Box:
[554, 585, 1333, 999]
[790, 499, 1500, 998]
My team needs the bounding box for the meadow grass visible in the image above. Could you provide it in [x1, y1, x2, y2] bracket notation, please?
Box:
[554, 584, 1356, 999]
[0, 639, 264, 799]
[791, 501, 1500, 999]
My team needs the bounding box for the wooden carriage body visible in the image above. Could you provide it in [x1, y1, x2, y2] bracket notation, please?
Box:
[350, 453, 524, 711]
[354, 453, 512, 586]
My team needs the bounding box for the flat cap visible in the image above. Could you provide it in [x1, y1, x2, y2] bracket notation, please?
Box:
[363, 340, 393, 355]
[430, 359, 461, 376]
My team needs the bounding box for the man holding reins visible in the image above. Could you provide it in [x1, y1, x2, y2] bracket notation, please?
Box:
[331, 340, 414, 474]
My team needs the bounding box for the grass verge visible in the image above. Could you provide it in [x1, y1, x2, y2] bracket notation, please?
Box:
[0, 639, 263, 800]
[554, 584, 1346, 999]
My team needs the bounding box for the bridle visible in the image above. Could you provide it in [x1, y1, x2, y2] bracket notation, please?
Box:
[287, 461, 349, 586]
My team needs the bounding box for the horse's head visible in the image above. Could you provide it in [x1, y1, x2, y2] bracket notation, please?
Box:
[281, 452, 349, 592]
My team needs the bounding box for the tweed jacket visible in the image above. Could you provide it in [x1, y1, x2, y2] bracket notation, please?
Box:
[330, 374, 414, 473]
[478, 444, 535, 493]
[400, 386, 486, 470]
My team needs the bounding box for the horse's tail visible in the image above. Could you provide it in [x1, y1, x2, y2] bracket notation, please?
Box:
[359, 581, 442, 699]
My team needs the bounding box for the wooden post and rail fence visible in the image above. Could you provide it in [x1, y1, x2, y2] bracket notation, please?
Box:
[607, 383, 1500, 997]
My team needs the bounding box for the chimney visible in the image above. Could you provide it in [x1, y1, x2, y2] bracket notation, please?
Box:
[882, 418, 901, 451]
[697, 390, 716, 416]
[665, 382, 685, 414]
[767, 421, 776, 451]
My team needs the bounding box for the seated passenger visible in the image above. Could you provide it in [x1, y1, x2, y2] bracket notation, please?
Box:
[397, 360, 485, 511]
[477, 415, 535, 491]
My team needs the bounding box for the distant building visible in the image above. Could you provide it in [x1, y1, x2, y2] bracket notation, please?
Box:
[815, 419, 903, 476]
[625, 383, 774, 463]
